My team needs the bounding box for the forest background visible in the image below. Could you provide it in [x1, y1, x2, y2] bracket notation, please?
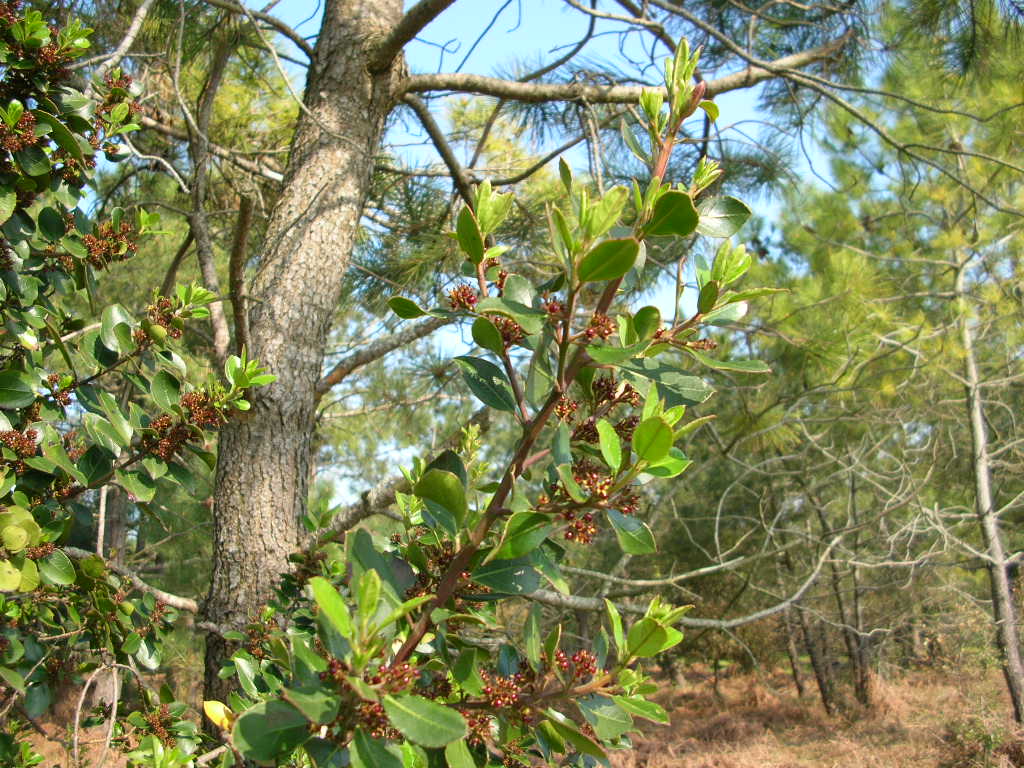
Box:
[0, 0, 1022, 766]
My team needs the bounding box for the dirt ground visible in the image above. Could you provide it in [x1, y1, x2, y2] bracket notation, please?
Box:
[22, 665, 1021, 767]
[610, 666, 1020, 768]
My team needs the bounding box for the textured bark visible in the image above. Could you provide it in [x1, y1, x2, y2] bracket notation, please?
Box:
[781, 608, 806, 698]
[203, 0, 404, 702]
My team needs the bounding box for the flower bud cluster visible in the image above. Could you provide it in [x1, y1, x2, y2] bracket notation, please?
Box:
[448, 284, 478, 310]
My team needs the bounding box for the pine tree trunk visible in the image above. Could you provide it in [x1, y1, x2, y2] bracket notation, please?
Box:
[203, 0, 404, 702]
[797, 606, 837, 716]
[782, 608, 806, 698]
[956, 260, 1024, 724]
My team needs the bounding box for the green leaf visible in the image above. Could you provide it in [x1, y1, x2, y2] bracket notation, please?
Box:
[283, 685, 340, 725]
[632, 417, 672, 462]
[686, 347, 770, 374]
[577, 238, 639, 283]
[232, 700, 310, 765]
[2, 525, 27, 553]
[13, 146, 49, 176]
[32, 109, 84, 163]
[633, 305, 661, 340]
[0, 665, 25, 693]
[494, 512, 553, 560]
[100, 303, 134, 353]
[456, 207, 484, 264]
[382, 694, 467, 748]
[605, 599, 624, 658]
[309, 577, 352, 639]
[544, 710, 607, 760]
[356, 568, 381, 623]
[577, 694, 634, 740]
[0, 560, 20, 591]
[612, 695, 669, 724]
[607, 509, 656, 554]
[445, 740, 477, 768]
[696, 196, 751, 238]
[471, 557, 541, 595]
[471, 317, 504, 355]
[697, 280, 719, 314]
[476, 297, 546, 335]
[645, 191, 698, 238]
[645, 447, 692, 478]
[454, 356, 517, 413]
[619, 358, 714, 408]
[37, 206, 65, 241]
[39, 549, 75, 585]
[0, 371, 35, 409]
[0, 186, 15, 226]
[586, 341, 649, 364]
[388, 296, 427, 319]
[596, 419, 622, 471]
[17, 558, 38, 592]
[149, 371, 181, 412]
[524, 603, 542, 669]
[414, 469, 468, 527]
[350, 729, 402, 768]
[698, 100, 719, 121]
[82, 413, 122, 455]
[585, 186, 629, 240]
[115, 469, 155, 503]
[627, 617, 668, 657]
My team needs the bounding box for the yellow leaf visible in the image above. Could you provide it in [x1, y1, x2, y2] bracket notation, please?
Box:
[203, 700, 234, 730]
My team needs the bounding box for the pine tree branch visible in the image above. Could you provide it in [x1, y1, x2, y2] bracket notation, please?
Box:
[200, 0, 315, 59]
[229, 195, 254, 356]
[402, 94, 476, 207]
[371, 0, 460, 72]
[315, 315, 451, 401]
[401, 35, 851, 102]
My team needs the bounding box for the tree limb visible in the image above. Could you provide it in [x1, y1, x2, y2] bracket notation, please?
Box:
[401, 36, 851, 102]
[200, 0, 315, 59]
[530, 536, 840, 629]
[229, 195, 254, 356]
[370, 0, 460, 72]
[402, 94, 476, 208]
[315, 316, 451, 401]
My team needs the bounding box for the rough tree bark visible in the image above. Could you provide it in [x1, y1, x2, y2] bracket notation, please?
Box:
[202, 0, 405, 701]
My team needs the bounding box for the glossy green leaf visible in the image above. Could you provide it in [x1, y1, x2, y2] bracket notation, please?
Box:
[612, 695, 670, 724]
[387, 296, 427, 319]
[456, 207, 484, 264]
[645, 191, 698, 238]
[309, 577, 352, 639]
[444, 739, 477, 768]
[414, 469, 467, 527]
[471, 317, 504, 355]
[632, 417, 672, 462]
[0, 371, 35, 409]
[607, 509, 656, 554]
[471, 557, 541, 595]
[696, 196, 751, 238]
[494, 512, 553, 560]
[39, 549, 75, 585]
[149, 371, 181, 412]
[350, 729, 402, 768]
[383, 694, 467, 748]
[626, 617, 668, 657]
[454, 356, 517, 413]
[232, 700, 310, 765]
[686, 347, 771, 374]
[577, 238, 640, 282]
[577, 694, 634, 740]
[596, 419, 622, 471]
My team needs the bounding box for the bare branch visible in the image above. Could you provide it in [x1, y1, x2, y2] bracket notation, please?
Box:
[201, 0, 315, 58]
[401, 36, 850, 102]
[371, 0, 460, 71]
[160, 230, 195, 297]
[530, 536, 840, 629]
[81, 0, 158, 83]
[315, 316, 451, 401]
[229, 195, 254, 356]
[402, 94, 476, 207]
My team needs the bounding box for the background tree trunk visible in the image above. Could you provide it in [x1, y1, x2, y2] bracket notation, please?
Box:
[203, 0, 404, 702]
